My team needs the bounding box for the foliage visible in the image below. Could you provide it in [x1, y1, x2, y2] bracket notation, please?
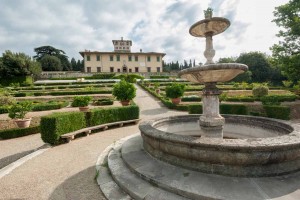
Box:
[40, 112, 86, 144]
[8, 101, 33, 119]
[0, 126, 40, 140]
[34, 45, 71, 71]
[89, 73, 115, 79]
[112, 80, 136, 101]
[113, 74, 144, 83]
[93, 98, 114, 106]
[263, 105, 290, 120]
[87, 105, 139, 126]
[150, 75, 171, 79]
[271, 0, 300, 81]
[165, 83, 185, 99]
[252, 85, 269, 97]
[39, 55, 62, 71]
[0, 50, 41, 79]
[282, 80, 293, 88]
[188, 104, 203, 114]
[71, 96, 92, 107]
[261, 95, 281, 106]
[181, 95, 201, 102]
[0, 90, 16, 106]
[31, 101, 69, 111]
[220, 104, 248, 115]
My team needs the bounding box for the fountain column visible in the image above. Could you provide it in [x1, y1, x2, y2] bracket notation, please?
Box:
[199, 82, 224, 138]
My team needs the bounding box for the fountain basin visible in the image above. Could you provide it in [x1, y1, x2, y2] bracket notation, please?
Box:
[178, 63, 248, 83]
[139, 115, 300, 177]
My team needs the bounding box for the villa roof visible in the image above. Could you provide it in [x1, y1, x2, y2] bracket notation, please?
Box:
[79, 51, 166, 57]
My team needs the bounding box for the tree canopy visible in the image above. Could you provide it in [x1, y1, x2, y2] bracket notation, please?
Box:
[0, 50, 41, 78]
[271, 0, 300, 81]
[39, 55, 62, 71]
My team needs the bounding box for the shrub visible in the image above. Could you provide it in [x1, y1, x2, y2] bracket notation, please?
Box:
[252, 85, 269, 97]
[89, 73, 116, 79]
[0, 92, 16, 106]
[32, 101, 69, 111]
[93, 98, 114, 106]
[150, 75, 170, 79]
[181, 95, 201, 102]
[263, 105, 290, 120]
[0, 126, 40, 140]
[8, 101, 33, 119]
[112, 80, 136, 101]
[220, 104, 248, 115]
[113, 74, 144, 83]
[71, 96, 92, 107]
[14, 92, 27, 97]
[40, 112, 86, 144]
[261, 96, 280, 106]
[225, 96, 255, 102]
[87, 105, 139, 126]
[0, 106, 9, 114]
[282, 80, 293, 88]
[188, 104, 203, 114]
[49, 90, 111, 96]
[165, 83, 185, 99]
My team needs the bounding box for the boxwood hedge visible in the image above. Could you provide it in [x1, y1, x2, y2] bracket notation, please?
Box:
[0, 126, 40, 140]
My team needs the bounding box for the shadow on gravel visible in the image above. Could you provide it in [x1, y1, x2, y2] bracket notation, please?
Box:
[0, 144, 49, 169]
[49, 166, 105, 200]
[141, 108, 168, 116]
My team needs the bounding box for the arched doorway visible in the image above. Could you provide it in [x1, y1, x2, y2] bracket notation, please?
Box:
[122, 65, 127, 73]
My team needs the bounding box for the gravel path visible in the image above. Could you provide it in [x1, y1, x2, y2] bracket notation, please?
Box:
[0, 84, 185, 200]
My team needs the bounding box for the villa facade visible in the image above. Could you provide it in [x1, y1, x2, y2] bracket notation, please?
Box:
[79, 38, 166, 73]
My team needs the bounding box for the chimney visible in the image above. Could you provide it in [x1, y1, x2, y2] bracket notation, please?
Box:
[140, 49, 142, 52]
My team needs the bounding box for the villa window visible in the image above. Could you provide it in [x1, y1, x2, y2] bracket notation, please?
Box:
[129, 69, 132, 73]
[110, 67, 114, 72]
[157, 56, 160, 62]
[110, 55, 114, 61]
[135, 56, 138, 61]
[97, 67, 101, 72]
[135, 67, 139, 72]
[97, 55, 100, 61]
[128, 55, 132, 61]
[116, 55, 120, 61]
[147, 56, 151, 62]
[147, 67, 151, 72]
[87, 55, 90, 61]
[87, 67, 91, 73]
[157, 67, 161, 72]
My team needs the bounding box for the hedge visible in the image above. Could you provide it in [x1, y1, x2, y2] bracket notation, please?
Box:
[93, 99, 114, 106]
[263, 105, 290, 120]
[220, 104, 248, 115]
[181, 96, 202, 102]
[87, 105, 139, 127]
[0, 76, 33, 87]
[14, 92, 27, 97]
[188, 104, 203, 114]
[0, 126, 40, 140]
[40, 112, 86, 144]
[32, 101, 69, 111]
[0, 106, 9, 114]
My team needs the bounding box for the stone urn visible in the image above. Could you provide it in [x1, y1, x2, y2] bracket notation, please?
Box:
[171, 98, 181, 105]
[14, 118, 32, 128]
[79, 106, 90, 112]
[120, 100, 130, 106]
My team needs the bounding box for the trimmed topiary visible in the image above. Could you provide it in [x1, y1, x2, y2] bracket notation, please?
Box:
[112, 80, 136, 101]
[263, 105, 290, 120]
[252, 85, 269, 97]
[71, 96, 92, 107]
[165, 83, 185, 99]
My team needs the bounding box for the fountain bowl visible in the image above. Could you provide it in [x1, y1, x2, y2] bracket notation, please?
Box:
[139, 115, 300, 177]
[178, 63, 248, 83]
[189, 17, 230, 37]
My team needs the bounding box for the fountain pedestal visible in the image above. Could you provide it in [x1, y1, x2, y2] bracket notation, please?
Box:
[199, 82, 224, 138]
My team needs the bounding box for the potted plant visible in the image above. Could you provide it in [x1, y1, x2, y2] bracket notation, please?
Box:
[8, 101, 33, 128]
[154, 83, 160, 94]
[165, 83, 185, 105]
[71, 96, 92, 111]
[112, 80, 136, 106]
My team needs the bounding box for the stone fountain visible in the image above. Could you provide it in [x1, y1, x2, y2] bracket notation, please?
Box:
[97, 8, 300, 200]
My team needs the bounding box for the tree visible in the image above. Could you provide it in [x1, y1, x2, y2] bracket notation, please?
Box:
[271, 0, 300, 81]
[76, 59, 84, 71]
[39, 55, 62, 71]
[70, 58, 77, 70]
[34, 45, 71, 71]
[236, 52, 273, 83]
[217, 57, 236, 63]
[0, 50, 41, 78]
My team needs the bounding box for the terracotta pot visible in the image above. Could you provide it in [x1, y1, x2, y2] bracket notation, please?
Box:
[120, 100, 130, 106]
[14, 118, 31, 128]
[79, 106, 89, 112]
[171, 98, 181, 105]
[155, 89, 160, 94]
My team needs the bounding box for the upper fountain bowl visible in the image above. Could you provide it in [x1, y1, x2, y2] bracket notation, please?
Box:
[178, 63, 248, 83]
[190, 17, 230, 37]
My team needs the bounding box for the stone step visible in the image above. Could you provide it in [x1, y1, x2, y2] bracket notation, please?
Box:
[107, 147, 189, 200]
[121, 135, 300, 200]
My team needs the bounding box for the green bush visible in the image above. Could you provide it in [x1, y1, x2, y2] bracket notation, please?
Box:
[93, 98, 114, 106]
[263, 105, 290, 120]
[181, 96, 201, 102]
[165, 83, 185, 99]
[0, 76, 33, 87]
[32, 101, 69, 111]
[49, 90, 111, 96]
[14, 92, 27, 97]
[261, 96, 280, 105]
[226, 96, 255, 102]
[88, 73, 116, 79]
[150, 75, 170, 79]
[87, 105, 139, 126]
[188, 104, 203, 114]
[0, 126, 40, 140]
[0, 106, 9, 114]
[220, 104, 248, 115]
[112, 80, 136, 101]
[8, 101, 33, 119]
[113, 74, 144, 83]
[40, 112, 86, 144]
[71, 96, 92, 107]
[252, 85, 269, 97]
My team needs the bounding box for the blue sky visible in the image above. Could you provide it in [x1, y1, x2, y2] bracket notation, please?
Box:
[0, 0, 289, 64]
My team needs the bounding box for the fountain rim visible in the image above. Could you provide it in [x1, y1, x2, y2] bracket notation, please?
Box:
[178, 63, 248, 76]
[189, 17, 231, 37]
[139, 114, 300, 150]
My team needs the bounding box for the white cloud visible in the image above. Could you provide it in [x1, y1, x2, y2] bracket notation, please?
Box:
[0, 0, 289, 64]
